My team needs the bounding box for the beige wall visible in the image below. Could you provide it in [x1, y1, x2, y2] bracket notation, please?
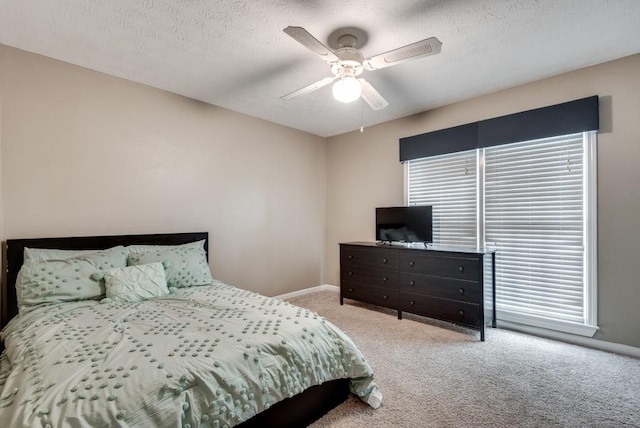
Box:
[325, 54, 640, 348]
[0, 44, 326, 299]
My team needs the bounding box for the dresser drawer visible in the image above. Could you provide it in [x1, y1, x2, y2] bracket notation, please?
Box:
[399, 292, 481, 327]
[399, 273, 480, 303]
[342, 283, 397, 309]
[399, 252, 480, 281]
[341, 245, 398, 270]
[341, 266, 397, 289]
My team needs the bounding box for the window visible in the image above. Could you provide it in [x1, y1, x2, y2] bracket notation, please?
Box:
[406, 132, 598, 336]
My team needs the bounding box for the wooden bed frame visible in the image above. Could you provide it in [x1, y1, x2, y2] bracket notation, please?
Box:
[1, 232, 348, 427]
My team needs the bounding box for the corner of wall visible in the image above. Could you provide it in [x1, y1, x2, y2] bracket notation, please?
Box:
[0, 44, 5, 321]
[320, 135, 330, 286]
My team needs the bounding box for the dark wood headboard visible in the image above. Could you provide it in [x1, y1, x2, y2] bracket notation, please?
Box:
[2, 232, 209, 328]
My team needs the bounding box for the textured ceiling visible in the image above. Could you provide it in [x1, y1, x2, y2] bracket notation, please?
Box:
[1, 0, 639, 137]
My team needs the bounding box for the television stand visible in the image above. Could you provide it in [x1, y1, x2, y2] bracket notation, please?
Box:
[376, 241, 432, 249]
[376, 240, 393, 246]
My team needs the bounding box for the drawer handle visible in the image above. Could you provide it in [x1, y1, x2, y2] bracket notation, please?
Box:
[409, 261, 415, 267]
[383, 277, 388, 282]
[410, 301, 415, 306]
[410, 280, 415, 287]
[459, 310, 465, 316]
[459, 288, 464, 295]
[348, 288, 353, 292]
[348, 255, 353, 259]
[348, 271, 353, 276]
[458, 266, 464, 273]
[383, 295, 388, 300]
[382, 258, 388, 264]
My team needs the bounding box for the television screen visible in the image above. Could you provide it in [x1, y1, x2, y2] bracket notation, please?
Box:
[376, 206, 433, 243]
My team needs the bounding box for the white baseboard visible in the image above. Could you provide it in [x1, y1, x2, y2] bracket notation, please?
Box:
[274, 284, 339, 301]
[498, 320, 640, 359]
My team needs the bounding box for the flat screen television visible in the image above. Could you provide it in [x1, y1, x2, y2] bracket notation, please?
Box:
[376, 206, 433, 243]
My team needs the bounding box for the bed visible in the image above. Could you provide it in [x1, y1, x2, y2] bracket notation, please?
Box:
[0, 232, 381, 427]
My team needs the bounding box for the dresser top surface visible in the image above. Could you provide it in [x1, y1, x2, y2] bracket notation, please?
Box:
[341, 241, 496, 255]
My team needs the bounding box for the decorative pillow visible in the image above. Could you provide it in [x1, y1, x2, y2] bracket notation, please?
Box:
[16, 246, 128, 313]
[24, 247, 100, 262]
[102, 262, 169, 303]
[126, 240, 213, 288]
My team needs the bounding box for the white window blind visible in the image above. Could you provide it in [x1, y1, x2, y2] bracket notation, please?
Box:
[406, 132, 598, 336]
[407, 151, 477, 247]
[484, 134, 586, 325]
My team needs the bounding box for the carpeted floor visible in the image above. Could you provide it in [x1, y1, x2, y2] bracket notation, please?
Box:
[287, 290, 640, 428]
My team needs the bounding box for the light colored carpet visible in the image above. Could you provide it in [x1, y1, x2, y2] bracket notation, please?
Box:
[287, 290, 640, 428]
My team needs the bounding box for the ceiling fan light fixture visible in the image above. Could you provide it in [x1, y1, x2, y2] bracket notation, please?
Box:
[332, 76, 362, 103]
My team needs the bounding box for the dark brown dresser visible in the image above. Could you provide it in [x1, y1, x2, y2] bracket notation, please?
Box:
[340, 242, 496, 341]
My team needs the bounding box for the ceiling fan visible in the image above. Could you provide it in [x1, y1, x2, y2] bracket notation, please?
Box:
[281, 26, 442, 110]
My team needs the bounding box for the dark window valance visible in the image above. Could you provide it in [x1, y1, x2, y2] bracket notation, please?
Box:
[399, 95, 599, 162]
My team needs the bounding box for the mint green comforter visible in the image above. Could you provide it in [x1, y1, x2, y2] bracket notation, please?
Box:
[0, 281, 380, 427]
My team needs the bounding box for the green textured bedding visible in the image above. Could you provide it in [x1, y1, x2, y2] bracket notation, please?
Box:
[0, 281, 380, 427]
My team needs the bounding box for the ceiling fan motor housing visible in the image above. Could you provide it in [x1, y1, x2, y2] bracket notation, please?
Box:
[331, 47, 364, 77]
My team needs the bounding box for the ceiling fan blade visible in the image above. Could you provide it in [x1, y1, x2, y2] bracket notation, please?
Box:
[280, 76, 337, 100]
[359, 79, 389, 111]
[364, 37, 442, 71]
[283, 26, 339, 64]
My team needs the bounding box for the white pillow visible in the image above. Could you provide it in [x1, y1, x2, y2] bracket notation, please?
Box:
[103, 262, 169, 303]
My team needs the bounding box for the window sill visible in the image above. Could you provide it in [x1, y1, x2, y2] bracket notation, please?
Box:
[497, 310, 599, 337]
